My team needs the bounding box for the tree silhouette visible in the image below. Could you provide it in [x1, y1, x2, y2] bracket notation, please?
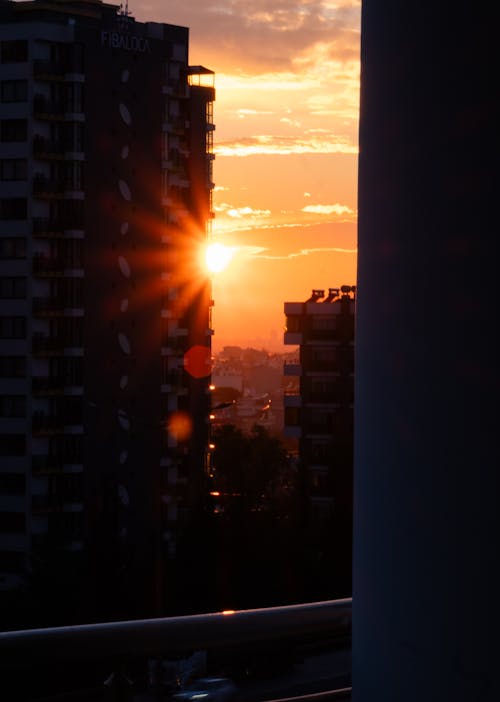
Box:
[211, 423, 291, 510]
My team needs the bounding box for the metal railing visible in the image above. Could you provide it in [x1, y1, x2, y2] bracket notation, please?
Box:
[0, 599, 351, 663]
[0, 599, 351, 700]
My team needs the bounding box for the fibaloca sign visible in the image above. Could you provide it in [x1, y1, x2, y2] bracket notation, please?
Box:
[101, 31, 151, 54]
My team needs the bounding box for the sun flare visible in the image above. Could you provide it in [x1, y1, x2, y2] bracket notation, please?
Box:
[205, 242, 234, 273]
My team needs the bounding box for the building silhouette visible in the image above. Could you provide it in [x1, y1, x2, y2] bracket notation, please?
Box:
[284, 285, 355, 598]
[0, 0, 215, 625]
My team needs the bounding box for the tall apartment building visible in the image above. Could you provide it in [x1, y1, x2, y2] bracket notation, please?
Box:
[283, 286, 355, 596]
[0, 0, 215, 625]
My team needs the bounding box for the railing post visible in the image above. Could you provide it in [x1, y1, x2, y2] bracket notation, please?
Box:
[103, 665, 134, 702]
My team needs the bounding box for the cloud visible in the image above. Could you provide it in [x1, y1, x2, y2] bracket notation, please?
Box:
[236, 108, 275, 117]
[134, 1, 361, 74]
[280, 117, 302, 128]
[215, 203, 272, 218]
[255, 246, 358, 260]
[225, 243, 357, 261]
[215, 134, 357, 157]
[302, 203, 355, 215]
[234, 245, 268, 257]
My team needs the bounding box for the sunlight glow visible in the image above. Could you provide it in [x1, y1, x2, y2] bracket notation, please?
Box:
[205, 242, 234, 273]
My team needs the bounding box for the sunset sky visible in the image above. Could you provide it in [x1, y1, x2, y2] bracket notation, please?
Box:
[135, 0, 361, 352]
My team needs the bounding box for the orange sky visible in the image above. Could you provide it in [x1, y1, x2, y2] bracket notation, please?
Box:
[134, 1, 361, 352]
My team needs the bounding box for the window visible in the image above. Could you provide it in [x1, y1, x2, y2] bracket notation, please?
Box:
[1, 119, 27, 142]
[0, 198, 27, 220]
[310, 467, 329, 491]
[172, 43, 186, 62]
[0, 551, 24, 572]
[311, 347, 337, 364]
[0, 40, 28, 63]
[0, 512, 25, 532]
[51, 277, 82, 307]
[310, 439, 332, 461]
[311, 378, 336, 396]
[284, 406, 300, 426]
[310, 408, 335, 428]
[71, 43, 84, 73]
[0, 395, 26, 418]
[0, 356, 26, 378]
[62, 122, 85, 152]
[310, 497, 333, 523]
[0, 474, 26, 494]
[312, 315, 336, 331]
[0, 316, 26, 339]
[50, 356, 82, 385]
[169, 62, 180, 80]
[62, 238, 82, 267]
[1, 159, 27, 181]
[0, 434, 26, 456]
[1, 80, 28, 103]
[0, 238, 26, 259]
[49, 434, 82, 461]
[285, 315, 301, 333]
[0, 277, 26, 299]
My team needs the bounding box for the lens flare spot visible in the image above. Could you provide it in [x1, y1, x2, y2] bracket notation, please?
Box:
[205, 242, 233, 273]
[184, 344, 212, 379]
[167, 411, 193, 442]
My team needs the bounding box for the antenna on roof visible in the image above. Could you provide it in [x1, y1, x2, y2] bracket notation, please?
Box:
[118, 1, 132, 29]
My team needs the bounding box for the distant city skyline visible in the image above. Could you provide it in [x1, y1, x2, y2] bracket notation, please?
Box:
[133, 1, 361, 352]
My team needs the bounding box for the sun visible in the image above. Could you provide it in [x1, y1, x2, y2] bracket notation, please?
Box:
[205, 242, 234, 274]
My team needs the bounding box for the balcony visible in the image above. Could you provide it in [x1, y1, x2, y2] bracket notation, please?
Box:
[306, 325, 354, 345]
[284, 361, 302, 376]
[32, 411, 83, 436]
[303, 422, 335, 436]
[32, 413, 65, 435]
[33, 60, 67, 80]
[32, 375, 76, 396]
[284, 331, 303, 346]
[32, 295, 66, 316]
[32, 455, 64, 474]
[0, 599, 352, 702]
[284, 392, 302, 408]
[32, 254, 65, 276]
[33, 94, 67, 117]
[32, 334, 82, 355]
[32, 455, 83, 475]
[304, 390, 354, 406]
[33, 135, 68, 158]
[31, 493, 64, 514]
[33, 175, 68, 198]
[163, 119, 189, 135]
[33, 217, 84, 237]
[284, 425, 302, 439]
[162, 84, 188, 99]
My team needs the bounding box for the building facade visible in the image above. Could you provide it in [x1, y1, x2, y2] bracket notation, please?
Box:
[284, 286, 355, 596]
[0, 0, 215, 624]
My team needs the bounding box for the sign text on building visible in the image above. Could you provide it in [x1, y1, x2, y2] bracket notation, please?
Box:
[101, 31, 151, 54]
